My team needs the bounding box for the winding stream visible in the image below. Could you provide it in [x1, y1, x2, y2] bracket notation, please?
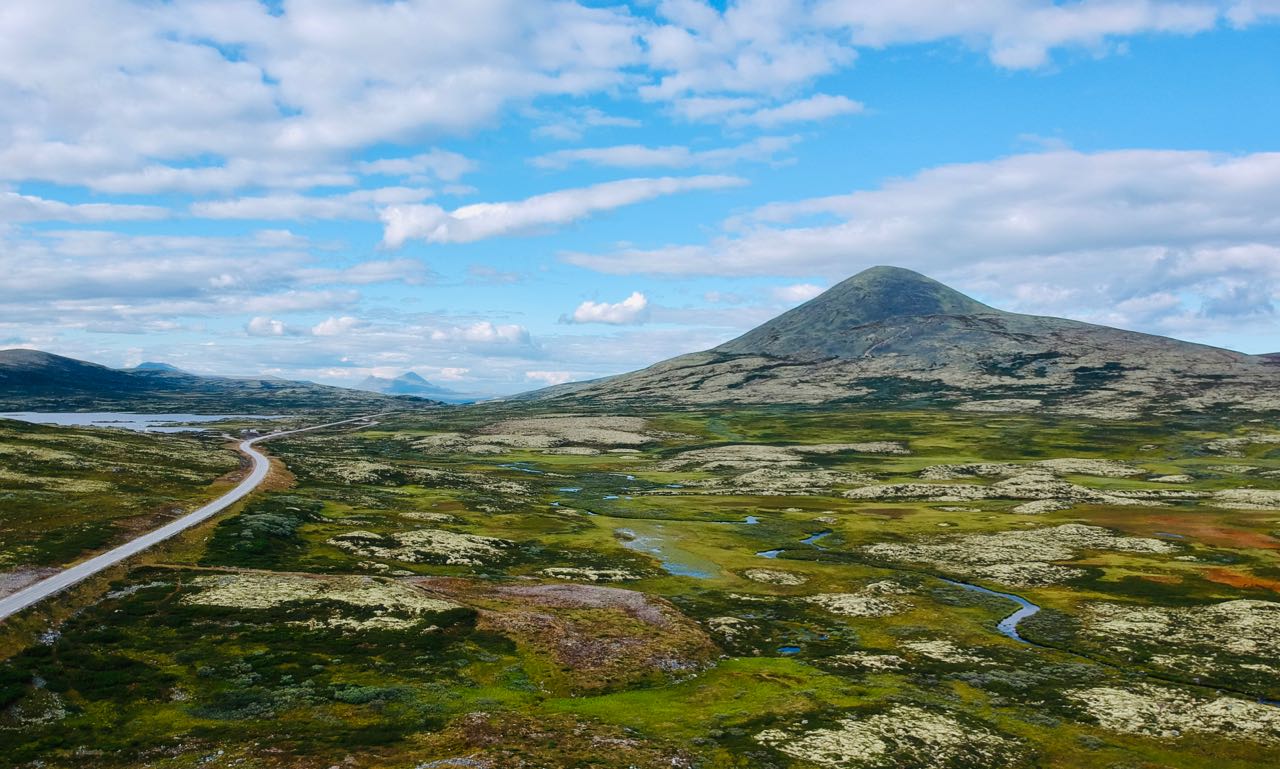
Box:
[941, 578, 1041, 643]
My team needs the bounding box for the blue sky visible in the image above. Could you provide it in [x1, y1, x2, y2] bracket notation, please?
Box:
[2, 1, 1278, 395]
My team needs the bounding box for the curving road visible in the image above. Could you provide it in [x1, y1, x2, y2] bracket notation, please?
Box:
[0, 414, 380, 622]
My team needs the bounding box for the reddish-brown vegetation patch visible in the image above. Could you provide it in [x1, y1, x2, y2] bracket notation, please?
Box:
[1205, 568, 1280, 593]
[414, 578, 718, 694]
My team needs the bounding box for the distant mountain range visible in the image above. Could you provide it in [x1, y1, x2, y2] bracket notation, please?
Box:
[0, 350, 435, 413]
[356, 372, 477, 403]
[524, 266, 1280, 419]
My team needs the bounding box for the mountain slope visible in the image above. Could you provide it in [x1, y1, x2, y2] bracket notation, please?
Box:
[357, 372, 474, 403]
[0, 350, 435, 413]
[527, 266, 1278, 418]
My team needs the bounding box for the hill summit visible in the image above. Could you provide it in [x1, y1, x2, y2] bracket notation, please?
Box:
[716, 266, 995, 360]
[526, 265, 1278, 419]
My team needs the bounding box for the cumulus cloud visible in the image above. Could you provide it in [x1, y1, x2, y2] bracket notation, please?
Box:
[357, 149, 474, 181]
[728, 94, 864, 127]
[772, 283, 826, 303]
[0, 191, 169, 223]
[430, 321, 532, 346]
[0, 229, 378, 329]
[247, 317, 290, 337]
[525, 370, 578, 386]
[311, 316, 364, 337]
[566, 292, 651, 325]
[380, 175, 745, 247]
[814, 0, 1223, 69]
[564, 149, 1280, 337]
[0, 0, 1268, 198]
[0, 0, 644, 192]
[191, 188, 434, 221]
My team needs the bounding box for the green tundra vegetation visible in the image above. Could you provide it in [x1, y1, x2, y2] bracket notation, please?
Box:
[1, 404, 1279, 768]
[0, 419, 241, 574]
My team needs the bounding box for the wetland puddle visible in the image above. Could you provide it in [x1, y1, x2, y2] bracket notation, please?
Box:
[756, 528, 833, 558]
[0, 412, 283, 433]
[616, 521, 721, 579]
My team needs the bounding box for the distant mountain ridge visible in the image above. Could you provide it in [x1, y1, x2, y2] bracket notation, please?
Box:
[131, 361, 185, 373]
[357, 372, 476, 403]
[523, 266, 1279, 419]
[0, 349, 435, 413]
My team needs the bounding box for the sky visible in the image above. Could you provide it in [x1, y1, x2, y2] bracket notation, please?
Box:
[1, 0, 1279, 396]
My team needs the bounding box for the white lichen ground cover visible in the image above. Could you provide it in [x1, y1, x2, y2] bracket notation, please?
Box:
[1068, 684, 1280, 743]
[328, 528, 513, 566]
[804, 580, 912, 618]
[742, 568, 808, 585]
[540, 566, 639, 582]
[755, 705, 1021, 768]
[864, 524, 1176, 586]
[183, 573, 459, 631]
[1082, 599, 1280, 659]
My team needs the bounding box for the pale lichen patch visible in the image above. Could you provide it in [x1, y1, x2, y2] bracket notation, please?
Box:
[328, 528, 513, 566]
[743, 568, 808, 586]
[755, 705, 1020, 768]
[182, 573, 460, 631]
[1067, 684, 1280, 743]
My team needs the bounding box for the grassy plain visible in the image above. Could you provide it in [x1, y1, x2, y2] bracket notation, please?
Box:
[1, 405, 1278, 768]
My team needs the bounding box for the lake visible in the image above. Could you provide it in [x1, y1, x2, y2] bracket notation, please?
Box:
[0, 412, 284, 433]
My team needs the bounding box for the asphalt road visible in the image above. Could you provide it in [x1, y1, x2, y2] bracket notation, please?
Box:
[0, 414, 378, 622]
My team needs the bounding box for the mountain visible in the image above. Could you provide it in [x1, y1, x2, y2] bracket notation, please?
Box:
[0, 349, 436, 413]
[357, 372, 475, 403]
[523, 266, 1280, 419]
[130, 361, 185, 373]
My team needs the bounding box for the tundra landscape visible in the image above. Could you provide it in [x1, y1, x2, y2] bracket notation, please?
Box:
[2, 269, 1279, 768]
[2, 2, 1279, 767]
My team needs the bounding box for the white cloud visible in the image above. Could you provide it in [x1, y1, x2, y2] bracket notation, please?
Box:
[671, 96, 761, 121]
[530, 107, 642, 141]
[0, 229, 362, 328]
[729, 94, 863, 127]
[191, 188, 434, 221]
[311, 316, 364, 337]
[641, 0, 857, 100]
[0, 0, 1268, 198]
[814, 0, 1223, 69]
[0, 191, 169, 223]
[430, 321, 532, 346]
[564, 149, 1280, 337]
[300, 259, 435, 287]
[0, 0, 643, 192]
[772, 283, 826, 303]
[525, 370, 577, 386]
[531, 136, 797, 170]
[1228, 0, 1280, 25]
[380, 175, 745, 247]
[357, 150, 474, 181]
[436, 366, 471, 381]
[247, 317, 289, 337]
[567, 291, 651, 325]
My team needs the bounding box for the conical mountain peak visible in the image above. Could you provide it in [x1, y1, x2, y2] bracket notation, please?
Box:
[715, 266, 998, 359]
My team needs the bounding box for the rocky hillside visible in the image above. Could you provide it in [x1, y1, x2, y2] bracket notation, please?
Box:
[525, 266, 1279, 419]
[0, 349, 433, 413]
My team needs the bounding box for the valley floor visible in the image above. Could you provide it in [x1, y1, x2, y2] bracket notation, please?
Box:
[2, 406, 1279, 768]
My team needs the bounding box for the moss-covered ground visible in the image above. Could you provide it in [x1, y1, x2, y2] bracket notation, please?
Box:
[1, 405, 1278, 768]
